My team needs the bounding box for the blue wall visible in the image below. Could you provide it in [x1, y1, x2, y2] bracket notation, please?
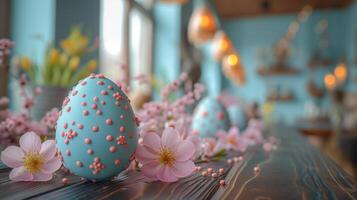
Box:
[11, 0, 56, 63]
[153, 3, 182, 99]
[346, 1, 357, 92]
[219, 10, 348, 124]
[10, 0, 56, 111]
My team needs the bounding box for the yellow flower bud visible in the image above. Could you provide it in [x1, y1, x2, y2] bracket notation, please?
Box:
[21, 56, 32, 70]
[69, 56, 80, 70]
[60, 53, 68, 66]
[49, 48, 60, 65]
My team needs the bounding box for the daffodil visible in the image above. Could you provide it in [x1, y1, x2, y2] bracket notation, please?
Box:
[69, 56, 80, 70]
[48, 49, 60, 65]
[60, 27, 89, 56]
[59, 53, 68, 66]
[21, 56, 32, 71]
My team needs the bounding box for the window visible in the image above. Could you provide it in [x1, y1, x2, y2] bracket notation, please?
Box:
[100, 0, 153, 94]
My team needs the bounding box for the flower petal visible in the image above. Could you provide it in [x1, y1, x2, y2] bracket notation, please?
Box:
[9, 166, 33, 181]
[142, 133, 161, 153]
[19, 132, 41, 153]
[135, 145, 157, 164]
[229, 127, 240, 135]
[156, 166, 178, 182]
[161, 127, 180, 148]
[41, 157, 62, 174]
[39, 140, 57, 162]
[141, 160, 162, 179]
[175, 140, 195, 161]
[1, 146, 24, 168]
[172, 161, 195, 178]
[32, 172, 52, 181]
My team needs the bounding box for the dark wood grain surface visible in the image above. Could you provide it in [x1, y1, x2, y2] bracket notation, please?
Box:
[0, 125, 356, 200]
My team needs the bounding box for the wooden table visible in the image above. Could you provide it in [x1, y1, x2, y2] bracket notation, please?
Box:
[0, 126, 356, 200]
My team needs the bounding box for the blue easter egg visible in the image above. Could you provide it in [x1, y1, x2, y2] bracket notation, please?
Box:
[192, 96, 231, 138]
[227, 105, 247, 131]
[55, 74, 138, 180]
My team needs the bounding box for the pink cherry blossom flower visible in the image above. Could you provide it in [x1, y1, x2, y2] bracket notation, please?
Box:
[201, 138, 223, 157]
[1, 132, 62, 182]
[135, 127, 196, 182]
[217, 127, 248, 152]
[248, 119, 264, 131]
[242, 127, 264, 145]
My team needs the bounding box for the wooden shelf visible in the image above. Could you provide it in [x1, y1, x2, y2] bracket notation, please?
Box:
[257, 66, 299, 76]
[308, 58, 333, 69]
[266, 94, 294, 102]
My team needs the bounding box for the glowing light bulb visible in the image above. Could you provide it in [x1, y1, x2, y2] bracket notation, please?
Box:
[188, 6, 217, 46]
[324, 74, 336, 90]
[334, 63, 347, 83]
[227, 54, 238, 66]
[211, 31, 234, 60]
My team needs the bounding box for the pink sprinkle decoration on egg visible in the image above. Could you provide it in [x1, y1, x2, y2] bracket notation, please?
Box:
[212, 173, 218, 178]
[87, 149, 94, 155]
[96, 74, 105, 78]
[97, 80, 104, 85]
[67, 106, 71, 112]
[101, 101, 106, 105]
[94, 157, 100, 162]
[91, 104, 98, 110]
[81, 94, 86, 98]
[93, 96, 99, 102]
[63, 123, 68, 129]
[216, 112, 224, 120]
[120, 115, 124, 119]
[76, 161, 83, 167]
[66, 149, 71, 156]
[101, 90, 108, 95]
[109, 146, 117, 153]
[72, 90, 78, 96]
[220, 180, 226, 186]
[96, 110, 102, 115]
[106, 135, 114, 142]
[64, 139, 69, 144]
[62, 178, 69, 184]
[92, 126, 99, 132]
[106, 119, 113, 125]
[78, 124, 83, 129]
[120, 126, 125, 132]
[81, 81, 87, 86]
[83, 110, 89, 116]
[81, 102, 87, 106]
[114, 159, 121, 165]
[85, 138, 91, 144]
[71, 120, 75, 125]
[107, 85, 113, 90]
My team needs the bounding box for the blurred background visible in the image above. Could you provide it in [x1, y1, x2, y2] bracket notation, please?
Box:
[0, 0, 356, 177]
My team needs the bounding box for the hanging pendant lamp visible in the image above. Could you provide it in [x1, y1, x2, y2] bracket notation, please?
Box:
[211, 30, 234, 60]
[188, 6, 217, 46]
[334, 62, 348, 85]
[222, 52, 245, 85]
